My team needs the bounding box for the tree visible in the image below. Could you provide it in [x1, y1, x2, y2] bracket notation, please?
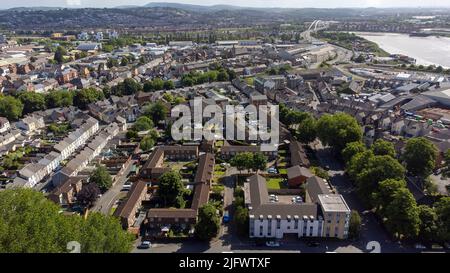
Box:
[77, 183, 100, 207]
[316, 113, 362, 152]
[346, 150, 374, 181]
[140, 135, 155, 152]
[18, 92, 46, 114]
[217, 70, 229, 82]
[234, 206, 249, 236]
[372, 179, 407, 215]
[80, 213, 134, 253]
[195, 203, 220, 241]
[417, 205, 438, 243]
[132, 116, 154, 132]
[342, 141, 366, 165]
[384, 188, 420, 239]
[356, 155, 405, 204]
[54, 46, 67, 64]
[45, 90, 73, 108]
[121, 78, 142, 95]
[0, 95, 23, 120]
[372, 139, 396, 158]
[442, 149, 450, 178]
[152, 78, 164, 91]
[158, 171, 184, 207]
[348, 210, 362, 239]
[144, 101, 169, 125]
[296, 116, 317, 144]
[435, 197, 450, 242]
[90, 165, 113, 192]
[107, 58, 119, 68]
[126, 130, 138, 140]
[252, 153, 268, 173]
[162, 93, 174, 103]
[73, 88, 104, 109]
[163, 80, 175, 90]
[0, 189, 133, 253]
[230, 152, 254, 173]
[143, 81, 154, 92]
[402, 137, 437, 178]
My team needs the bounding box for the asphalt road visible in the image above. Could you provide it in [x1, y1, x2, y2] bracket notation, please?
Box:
[92, 159, 135, 214]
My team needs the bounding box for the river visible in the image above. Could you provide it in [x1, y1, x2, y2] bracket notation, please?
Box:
[354, 32, 450, 68]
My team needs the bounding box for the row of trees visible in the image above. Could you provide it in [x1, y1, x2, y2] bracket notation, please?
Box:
[230, 152, 268, 173]
[343, 138, 450, 241]
[0, 189, 134, 253]
[280, 104, 363, 151]
[180, 68, 234, 87]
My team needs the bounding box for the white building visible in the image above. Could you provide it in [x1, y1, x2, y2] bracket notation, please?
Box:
[108, 30, 119, 40]
[16, 115, 45, 134]
[95, 32, 104, 42]
[245, 175, 350, 240]
[78, 32, 90, 41]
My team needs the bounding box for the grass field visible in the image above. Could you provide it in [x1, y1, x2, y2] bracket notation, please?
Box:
[267, 178, 285, 189]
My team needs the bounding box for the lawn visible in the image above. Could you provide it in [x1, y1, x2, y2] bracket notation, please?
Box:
[267, 178, 285, 189]
[278, 168, 287, 175]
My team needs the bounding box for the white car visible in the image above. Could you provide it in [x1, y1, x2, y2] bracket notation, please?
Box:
[266, 241, 280, 247]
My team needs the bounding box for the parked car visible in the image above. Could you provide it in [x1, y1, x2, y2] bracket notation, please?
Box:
[223, 212, 231, 223]
[137, 241, 152, 249]
[266, 241, 280, 247]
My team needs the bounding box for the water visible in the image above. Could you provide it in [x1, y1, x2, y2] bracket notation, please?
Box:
[354, 32, 450, 68]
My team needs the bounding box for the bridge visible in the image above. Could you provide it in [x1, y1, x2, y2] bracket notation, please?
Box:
[301, 20, 330, 42]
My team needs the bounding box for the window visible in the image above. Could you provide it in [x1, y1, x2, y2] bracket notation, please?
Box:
[277, 219, 281, 229]
[260, 226, 263, 236]
[294, 221, 298, 229]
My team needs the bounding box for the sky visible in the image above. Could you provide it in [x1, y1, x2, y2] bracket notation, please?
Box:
[2, 0, 450, 9]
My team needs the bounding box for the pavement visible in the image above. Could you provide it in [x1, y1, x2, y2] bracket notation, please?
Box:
[91, 159, 135, 214]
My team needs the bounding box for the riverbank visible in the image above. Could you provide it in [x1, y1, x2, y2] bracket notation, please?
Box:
[353, 32, 450, 68]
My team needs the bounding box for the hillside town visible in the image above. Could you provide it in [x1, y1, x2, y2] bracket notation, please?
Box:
[0, 4, 449, 255]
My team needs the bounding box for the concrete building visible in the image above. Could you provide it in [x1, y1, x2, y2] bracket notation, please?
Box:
[245, 174, 350, 240]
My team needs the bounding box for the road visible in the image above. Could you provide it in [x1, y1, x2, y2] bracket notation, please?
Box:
[92, 159, 135, 214]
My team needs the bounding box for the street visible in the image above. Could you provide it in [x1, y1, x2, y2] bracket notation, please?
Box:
[92, 159, 135, 214]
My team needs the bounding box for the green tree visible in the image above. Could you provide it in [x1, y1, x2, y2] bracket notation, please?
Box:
[54, 46, 67, 64]
[152, 78, 164, 91]
[80, 213, 134, 253]
[120, 56, 129, 66]
[140, 135, 155, 152]
[296, 116, 317, 144]
[163, 80, 175, 90]
[126, 130, 138, 140]
[417, 205, 438, 243]
[384, 188, 420, 239]
[372, 179, 407, 215]
[372, 139, 396, 158]
[442, 149, 450, 178]
[435, 197, 450, 242]
[234, 206, 249, 236]
[230, 152, 254, 173]
[346, 150, 374, 181]
[132, 116, 154, 132]
[143, 81, 154, 92]
[195, 203, 220, 241]
[356, 155, 405, 204]
[0, 189, 133, 253]
[348, 210, 362, 239]
[158, 171, 184, 207]
[121, 78, 142, 95]
[402, 137, 437, 178]
[252, 153, 268, 173]
[316, 113, 362, 152]
[342, 141, 366, 165]
[144, 101, 169, 125]
[217, 70, 229, 81]
[45, 90, 73, 108]
[0, 95, 23, 121]
[73, 88, 104, 109]
[18, 92, 46, 114]
[90, 165, 113, 192]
